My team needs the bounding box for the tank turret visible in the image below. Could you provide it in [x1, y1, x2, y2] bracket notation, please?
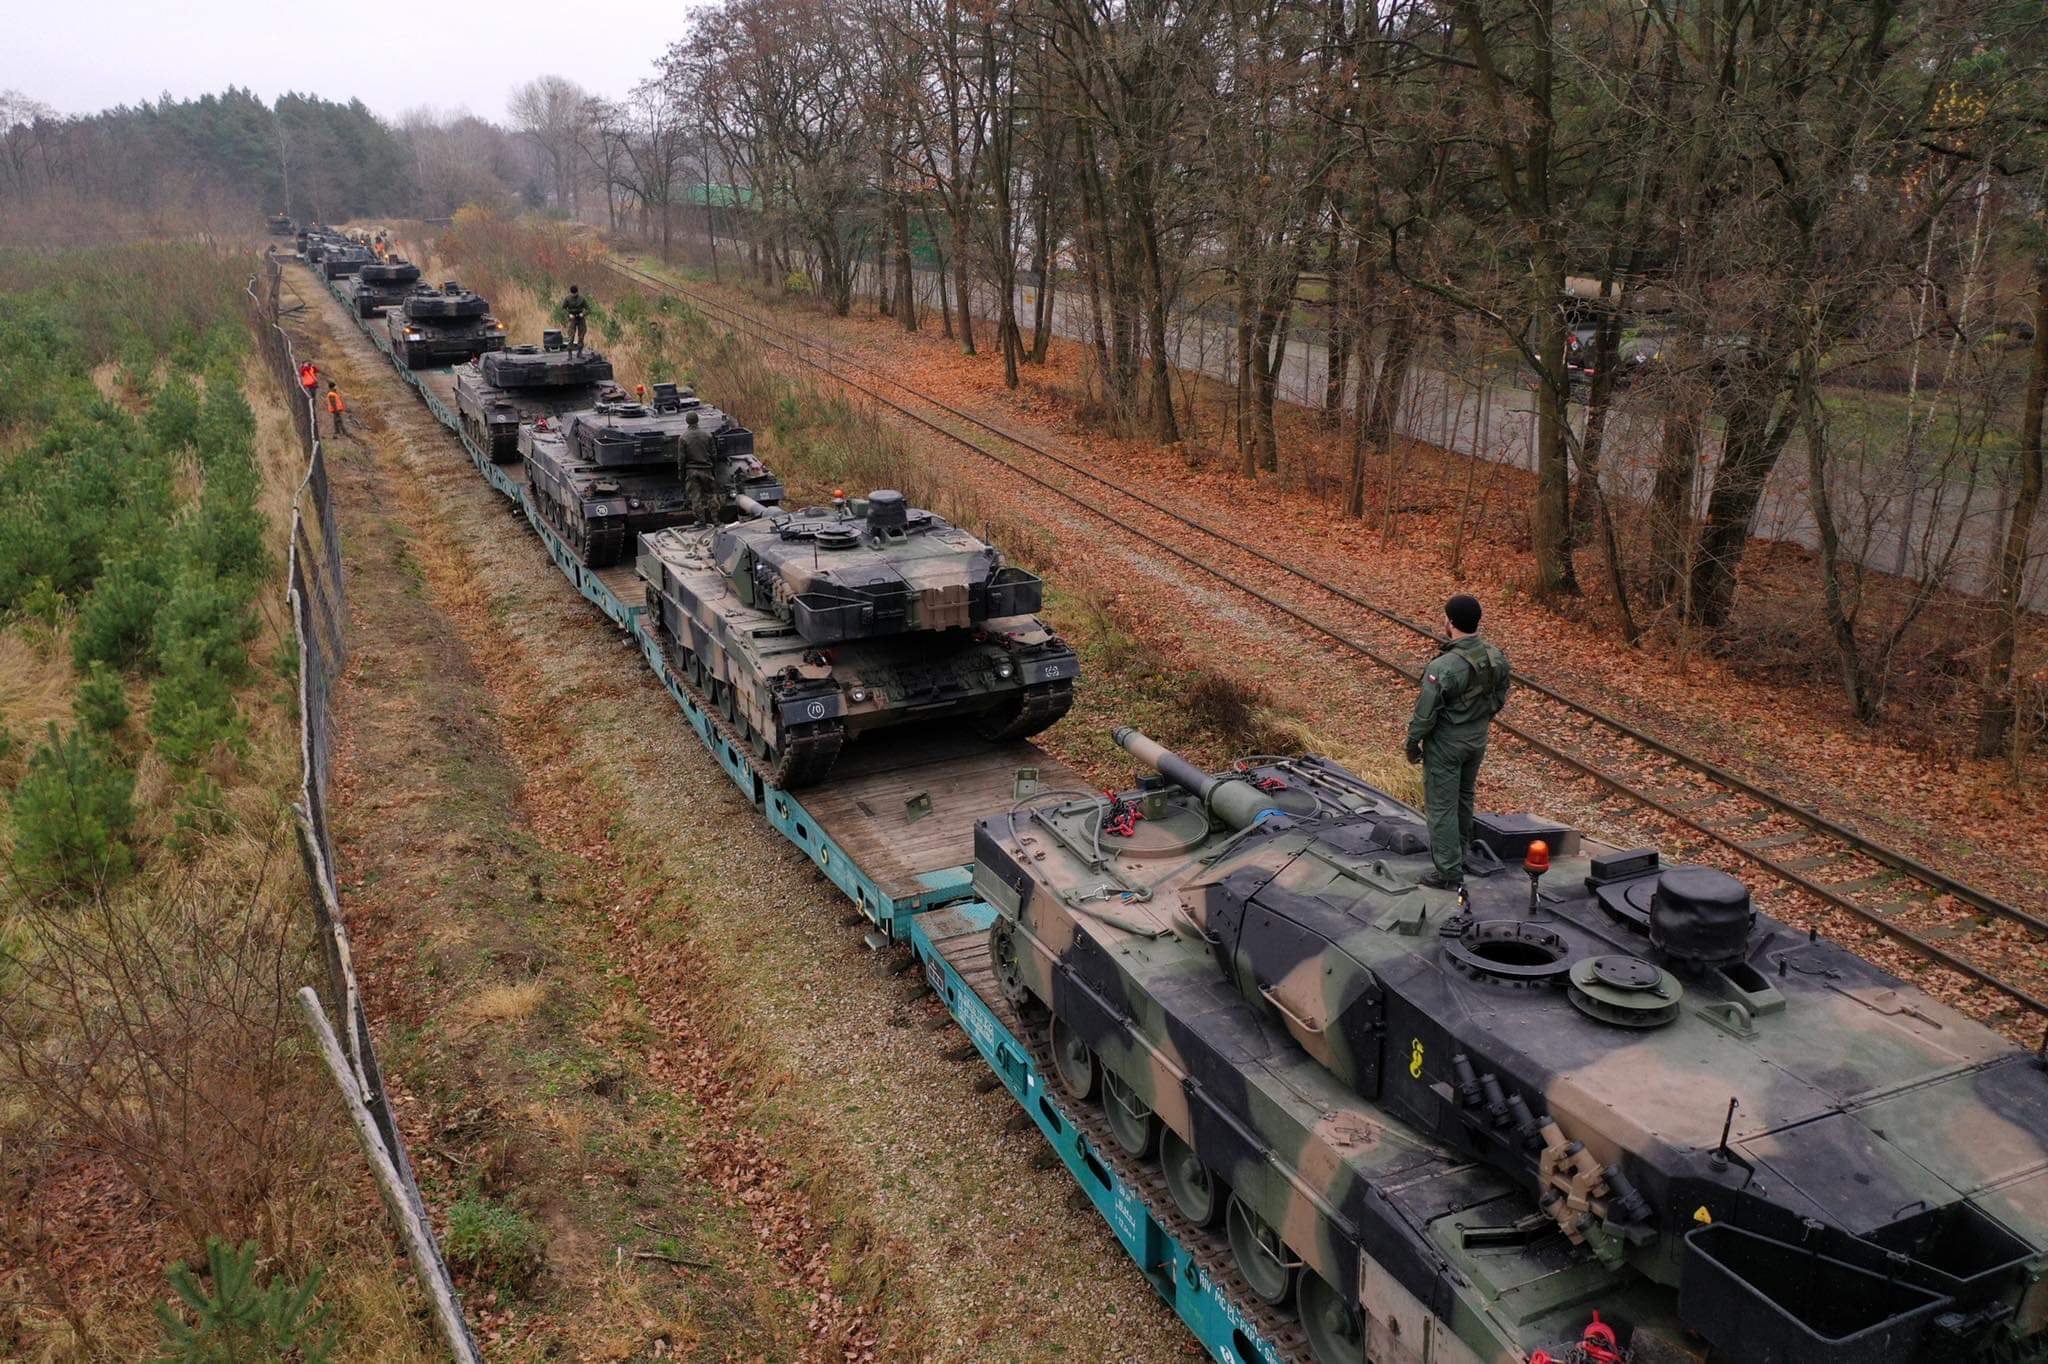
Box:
[385, 283, 505, 369]
[320, 245, 374, 280]
[453, 334, 616, 461]
[637, 493, 1077, 786]
[521, 384, 781, 567]
[714, 490, 1044, 644]
[341, 256, 422, 318]
[980, 730, 2048, 1364]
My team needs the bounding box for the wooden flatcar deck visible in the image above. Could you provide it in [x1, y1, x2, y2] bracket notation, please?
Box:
[777, 726, 1079, 909]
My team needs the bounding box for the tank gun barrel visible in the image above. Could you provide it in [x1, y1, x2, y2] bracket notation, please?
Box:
[1113, 727, 1273, 831]
[731, 494, 771, 520]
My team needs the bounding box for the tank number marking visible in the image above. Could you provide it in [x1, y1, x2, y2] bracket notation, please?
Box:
[806, 700, 827, 719]
[1409, 1039, 1424, 1078]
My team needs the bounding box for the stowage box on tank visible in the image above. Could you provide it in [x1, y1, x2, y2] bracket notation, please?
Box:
[453, 329, 616, 462]
[342, 257, 423, 318]
[385, 282, 506, 369]
[978, 728, 2048, 1364]
[637, 490, 1077, 787]
[522, 382, 780, 567]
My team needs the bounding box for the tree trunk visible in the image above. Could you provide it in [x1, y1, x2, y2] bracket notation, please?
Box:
[1028, 208, 1055, 364]
[1647, 391, 1704, 609]
[893, 195, 918, 333]
[1688, 383, 1794, 628]
[1529, 248, 1578, 597]
[1976, 257, 2048, 756]
[951, 209, 976, 354]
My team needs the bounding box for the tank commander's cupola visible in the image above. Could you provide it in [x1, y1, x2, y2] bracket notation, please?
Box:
[1648, 865, 1754, 970]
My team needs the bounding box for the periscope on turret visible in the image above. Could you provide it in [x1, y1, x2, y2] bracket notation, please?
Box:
[978, 728, 2048, 1364]
[522, 381, 778, 569]
[453, 328, 616, 462]
[637, 490, 1077, 789]
[385, 281, 505, 369]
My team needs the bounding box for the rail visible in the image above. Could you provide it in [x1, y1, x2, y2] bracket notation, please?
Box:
[600, 258, 2048, 1025]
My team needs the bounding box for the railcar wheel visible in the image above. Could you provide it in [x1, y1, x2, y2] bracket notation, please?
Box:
[1227, 1194, 1295, 1307]
[1160, 1131, 1222, 1228]
[1299, 1272, 1364, 1364]
[1100, 1069, 1157, 1158]
[1048, 1016, 1097, 1100]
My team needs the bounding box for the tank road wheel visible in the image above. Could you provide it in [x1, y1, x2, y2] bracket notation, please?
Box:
[1160, 1131, 1223, 1228]
[1226, 1194, 1296, 1307]
[1299, 1272, 1365, 1364]
[1048, 1015, 1098, 1101]
[1100, 1069, 1158, 1158]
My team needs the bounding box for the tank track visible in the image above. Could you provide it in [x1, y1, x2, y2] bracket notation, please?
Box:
[651, 615, 847, 788]
[986, 978, 1317, 1364]
[976, 678, 1075, 743]
[579, 515, 629, 570]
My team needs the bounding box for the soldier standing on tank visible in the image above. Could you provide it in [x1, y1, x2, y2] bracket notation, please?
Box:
[1406, 593, 1510, 889]
[679, 410, 719, 523]
[561, 284, 590, 353]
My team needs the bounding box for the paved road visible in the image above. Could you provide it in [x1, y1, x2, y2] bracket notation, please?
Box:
[845, 261, 2046, 610]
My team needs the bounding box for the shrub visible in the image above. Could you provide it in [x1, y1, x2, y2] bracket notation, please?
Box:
[8, 723, 137, 897]
[153, 1238, 335, 1364]
[75, 661, 131, 741]
[154, 569, 255, 685]
[444, 1194, 546, 1294]
[72, 557, 168, 672]
[148, 374, 202, 452]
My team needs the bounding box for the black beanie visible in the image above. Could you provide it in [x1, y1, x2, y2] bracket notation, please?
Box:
[1446, 594, 1482, 632]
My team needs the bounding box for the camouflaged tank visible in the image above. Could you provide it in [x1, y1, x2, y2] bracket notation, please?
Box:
[637, 491, 1077, 787]
[266, 212, 293, 236]
[454, 329, 616, 462]
[979, 729, 2048, 1364]
[523, 382, 780, 569]
[342, 256, 422, 319]
[386, 281, 505, 369]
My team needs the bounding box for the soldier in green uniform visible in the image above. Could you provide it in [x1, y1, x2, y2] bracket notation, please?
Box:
[679, 410, 719, 524]
[561, 284, 589, 352]
[1405, 593, 1510, 888]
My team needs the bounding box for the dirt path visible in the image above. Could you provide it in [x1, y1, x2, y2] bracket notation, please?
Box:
[638, 258, 2048, 915]
[287, 267, 1200, 1362]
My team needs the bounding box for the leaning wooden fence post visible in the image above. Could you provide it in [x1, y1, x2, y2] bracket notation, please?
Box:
[296, 987, 483, 1363]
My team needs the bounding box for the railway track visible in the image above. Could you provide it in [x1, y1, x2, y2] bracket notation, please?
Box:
[600, 258, 2048, 1025]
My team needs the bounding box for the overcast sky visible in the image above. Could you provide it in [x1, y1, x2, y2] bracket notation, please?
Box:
[11, 0, 682, 122]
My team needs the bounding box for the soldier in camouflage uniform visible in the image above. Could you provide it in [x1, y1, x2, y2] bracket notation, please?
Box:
[1406, 593, 1510, 888]
[561, 284, 589, 352]
[679, 411, 719, 524]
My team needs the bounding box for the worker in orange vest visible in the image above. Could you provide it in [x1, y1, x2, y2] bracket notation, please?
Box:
[325, 381, 347, 437]
[298, 361, 319, 402]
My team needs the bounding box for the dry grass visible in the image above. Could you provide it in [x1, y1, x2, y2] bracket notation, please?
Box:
[463, 981, 549, 1025]
[0, 632, 76, 742]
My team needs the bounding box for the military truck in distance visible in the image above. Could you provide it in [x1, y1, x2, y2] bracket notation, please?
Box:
[980, 728, 2048, 1364]
[342, 257, 422, 319]
[453, 330, 615, 462]
[522, 382, 780, 568]
[386, 282, 505, 369]
[266, 213, 293, 236]
[638, 491, 1077, 787]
